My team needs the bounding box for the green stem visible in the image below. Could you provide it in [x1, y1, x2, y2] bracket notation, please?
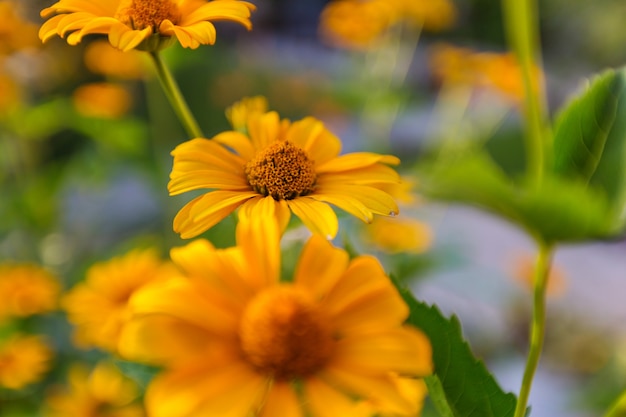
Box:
[501, 0, 550, 185]
[149, 51, 204, 139]
[604, 391, 626, 417]
[513, 242, 554, 417]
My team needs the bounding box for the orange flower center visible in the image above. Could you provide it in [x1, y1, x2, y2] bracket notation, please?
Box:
[244, 141, 317, 200]
[115, 0, 180, 31]
[239, 286, 335, 380]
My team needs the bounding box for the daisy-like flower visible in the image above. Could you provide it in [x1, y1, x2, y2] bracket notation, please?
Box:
[62, 248, 177, 353]
[119, 208, 432, 417]
[45, 362, 144, 417]
[0, 263, 60, 322]
[39, 0, 256, 52]
[0, 334, 53, 390]
[169, 99, 401, 239]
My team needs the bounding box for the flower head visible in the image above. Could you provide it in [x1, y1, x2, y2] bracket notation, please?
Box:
[119, 211, 432, 417]
[44, 362, 144, 417]
[0, 1, 41, 56]
[39, 0, 256, 52]
[169, 98, 401, 239]
[0, 263, 60, 322]
[84, 40, 147, 79]
[0, 334, 53, 389]
[62, 248, 177, 352]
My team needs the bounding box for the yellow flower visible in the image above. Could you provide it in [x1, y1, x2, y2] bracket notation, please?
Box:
[119, 211, 432, 417]
[0, 1, 41, 56]
[0, 263, 60, 322]
[0, 334, 52, 389]
[0, 71, 22, 115]
[73, 82, 133, 119]
[45, 362, 144, 417]
[319, 0, 396, 50]
[389, 0, 456, 32]
[39, 0, 256, 52]
[84, 40, 147, 79]
[62, 248, 177, 352]
[169, 99, 401, 239]
[429, 43, 542, 104]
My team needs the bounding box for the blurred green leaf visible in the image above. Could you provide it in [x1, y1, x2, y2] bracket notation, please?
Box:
[400, 289, 519, 417]
[552, 67, 626, 231]
[418, 150, 616, 243]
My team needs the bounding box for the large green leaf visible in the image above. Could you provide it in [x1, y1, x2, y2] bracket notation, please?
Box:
[400, 288, 519, 417]
[417, 150, 616, 243]
[552, 68, 626, 229]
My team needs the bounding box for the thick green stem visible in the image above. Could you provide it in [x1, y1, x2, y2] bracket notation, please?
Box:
[501, 0, 550, 185]
[149, 51, 204, 139]
[513, 242, 554, 417]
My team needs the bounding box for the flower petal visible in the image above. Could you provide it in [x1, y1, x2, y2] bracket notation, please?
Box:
[213, 131, 256, 161]
[316, 153, 400, 173]
[247, 111, 282, 151]
[287, 197, 338, 239]
[259, 382, 303, 417]
[286, 117, 341, 166]
[180, 0, 256, 29]
[169, 169, 249, 195]
[146, 358, 266, 417]
[170, 138, 247, 176]
[173, 190, 256, 239]
[304, 377, 369, 417]
[294, 235, 349, 299]
[322, 256, 408, 332]
[239, 196, 291, 233]
[314, 184, 399, 219]
[332, 327, 433, 376]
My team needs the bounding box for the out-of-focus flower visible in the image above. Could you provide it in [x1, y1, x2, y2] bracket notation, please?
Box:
[169, 97, 401, 239]
[44, 362, 144, 417]
[84, 40, 147, 79]
[39, 0, 256, 52]
[62, 248, 177, 353]
[0, 264, 60, 322]
[319, 0, 456, 50]
[429, 43, 542, 105]
[225, 95, 268, 132]
[363, 178, 432, 254]
[0, 1, 41, 56]
[0, 334, 53, 390]
[72, 82, 133, 119]
[119, 212, 432, 417]
[511, 253, 567, 298]
[0, 71, 22, 114]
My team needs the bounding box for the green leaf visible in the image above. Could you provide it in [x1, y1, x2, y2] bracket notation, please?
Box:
[417, 150, 616, 243]
[553, 68, 626, 229]
[400, 289, 519, 417]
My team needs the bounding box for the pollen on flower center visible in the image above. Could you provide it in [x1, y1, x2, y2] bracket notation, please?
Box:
[239, 286, 335, 380]
[115, 0, 180, 31]
[244, 141, 317, 200]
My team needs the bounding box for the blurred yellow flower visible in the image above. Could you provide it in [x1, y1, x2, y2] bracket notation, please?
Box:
[119, 212, 432, 417]
[225, 95, 268, 132]
[0, 71, 22, 114]
[319, 0, 456, 49]
[73, 82, 133, 119]
[0, 334, 52, 390]
[169, 98, 401, 239]
[365, 216, 432, 254]
[62, 248, 177, 353]
[39, 0, 256, 52]
[429, 43, 542, 104]
[511, 254, 566, 298]
[84, 40, 147, 79]
[45, 362, 144, 417]
[0, 1, 40, 56]
[0, 263, 60, 322]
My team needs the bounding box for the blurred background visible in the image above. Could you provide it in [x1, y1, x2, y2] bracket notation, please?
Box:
[1, 0, 626, 416]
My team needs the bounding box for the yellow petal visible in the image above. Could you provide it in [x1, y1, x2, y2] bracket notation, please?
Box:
[259, 382, 303, 417]
[317, 164, 400, 185]
[236, 197, 282, 287]
[146, 358, 266, 417]
[287, 197, 338, 239]
[247, 111, 282, 151]
[304, 377, 369, 417]
[322, 255, 408, 331]
[239, 196, 291, 233]
[286, 117, 341, 166]
[319, 366, 415, 416]
[128, 278, 239, 335]
[39, 15, 66, 42]
[213, 131, 256, 161]
[314, 184, 399, 218]
[316, 153, 400, 173]
[332, 327, 433, 376]
[171, 138, 246, 175]
[173, 191, 256, 239]
[310, 192, 374, 223]
[118, 315, 214, 365]
[181, 0, 256, 28]
[294, 235, 348, 299]
[168, 169, 249, 195]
